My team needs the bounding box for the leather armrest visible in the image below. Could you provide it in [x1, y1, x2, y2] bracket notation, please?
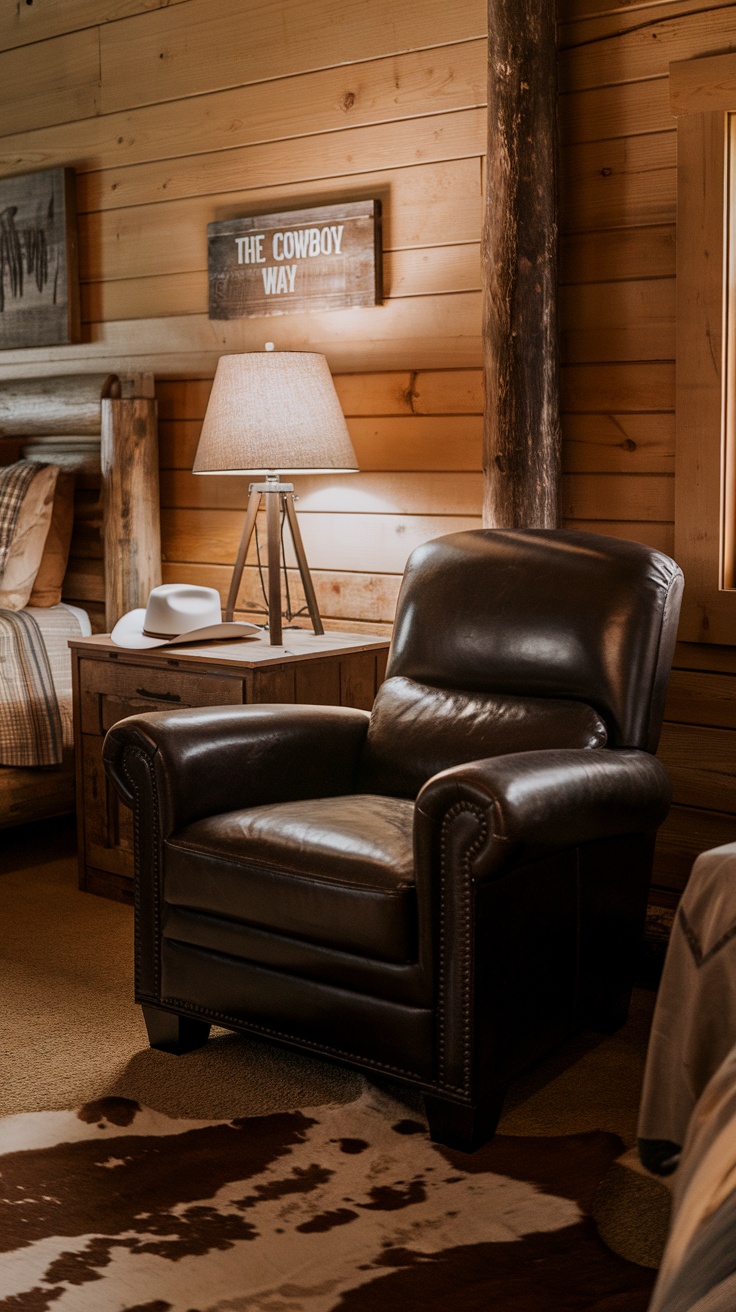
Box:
[415, 747, 671, 882]
[103, 703, 370, 835]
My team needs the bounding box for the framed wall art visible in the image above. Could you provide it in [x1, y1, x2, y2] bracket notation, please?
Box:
[0, 167, 80, 351]
[208, 199, 382, 320]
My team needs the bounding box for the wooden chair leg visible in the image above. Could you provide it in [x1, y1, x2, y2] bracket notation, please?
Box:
[142, 1004, 211, 1055]
[424, 1088, 506, 1152]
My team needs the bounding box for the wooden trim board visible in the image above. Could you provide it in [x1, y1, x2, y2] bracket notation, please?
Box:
[672, 53, 736, 643]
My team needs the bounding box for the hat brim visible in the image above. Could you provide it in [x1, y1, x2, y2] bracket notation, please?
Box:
[110, 610, 261, 649]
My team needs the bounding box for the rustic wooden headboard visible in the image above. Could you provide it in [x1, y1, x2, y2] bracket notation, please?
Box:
[0, 372, 161, 632]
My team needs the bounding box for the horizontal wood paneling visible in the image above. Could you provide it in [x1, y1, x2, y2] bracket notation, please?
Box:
[0, 10, 486, 651]
[0, 29, 100, 135]
[0, 41, 486, 175]
[561, 363, 675, 411]
[161, 507, 482, 573]
[561, 226, 676, 284]
[160, 413, 482, 470]
[559, 0, 735, 44]
[559, 4, 736, 92]
[408, 369, 485, 413]
[0, 297, 483, 376]
[161, 470, 483, 516]
[562, 412, 674, 472]
[561, 472, 674, 520]
[560, 131, 675, 232]
[560, 278, 676, 362]
[78, 157, 481, 281]
[0, 0, 189, 53]
[156, 370, 485, 419]
[165, 414, 482, 472]
[665, 669, 736, 729]
[562, 519, 674, 552]
[64, 558, 105, 603]
[659, 722, 736, 813]
[560, 0, 687, 16]
[560, 0, 688, 17]
[78, 108, 486, 214]
[161, 561, 402, 625]
[652, 804, 736, 891]
[98, 0, 487, 112]
[82, 244, 482, 323]
[560, 78, 672, 144]
[674, 642, 736, 675]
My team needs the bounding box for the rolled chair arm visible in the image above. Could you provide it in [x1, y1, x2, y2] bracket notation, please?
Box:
[413, 747, 671, 1095]
[415, 747, 672, 882]
[103, 702, 371, 836]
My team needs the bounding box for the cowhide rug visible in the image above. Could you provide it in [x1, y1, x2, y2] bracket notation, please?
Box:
[0, 1088, 654, 1311]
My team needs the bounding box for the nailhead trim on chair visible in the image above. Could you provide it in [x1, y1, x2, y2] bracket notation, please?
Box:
[122, 743, 163, 998]
[160, 994, 434, 1084]
[438, 800, 489, 1095]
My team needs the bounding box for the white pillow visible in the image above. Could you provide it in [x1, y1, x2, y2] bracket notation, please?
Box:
[0, 465, 59, 610]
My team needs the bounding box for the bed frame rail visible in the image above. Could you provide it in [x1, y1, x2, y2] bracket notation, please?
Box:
[0, 372, 161, 631]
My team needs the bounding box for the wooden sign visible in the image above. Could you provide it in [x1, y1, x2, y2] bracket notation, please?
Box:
[0, 167, 80, 350]
[208, 200, 382, 320]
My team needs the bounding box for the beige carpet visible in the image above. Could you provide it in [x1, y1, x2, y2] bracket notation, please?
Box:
[0, 815, 671, 1270]
[0, 817, 362, 1122]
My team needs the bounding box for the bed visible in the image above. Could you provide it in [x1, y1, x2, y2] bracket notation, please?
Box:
[0, 372, 161, 828]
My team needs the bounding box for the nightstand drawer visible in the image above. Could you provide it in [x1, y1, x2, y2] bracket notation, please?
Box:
[79, 658, 244, 736]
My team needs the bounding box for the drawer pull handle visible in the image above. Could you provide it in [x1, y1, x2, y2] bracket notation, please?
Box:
[135, 687, 181, 703]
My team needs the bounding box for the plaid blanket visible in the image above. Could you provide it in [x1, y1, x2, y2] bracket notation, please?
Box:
[0, 607, 81, 767]
[0, 461, 41, 581]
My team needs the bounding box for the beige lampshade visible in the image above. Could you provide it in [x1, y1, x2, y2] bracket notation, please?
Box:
[193, 351, 358, 475]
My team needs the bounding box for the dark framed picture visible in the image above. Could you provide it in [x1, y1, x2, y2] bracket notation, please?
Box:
[0, 166, 80, 350]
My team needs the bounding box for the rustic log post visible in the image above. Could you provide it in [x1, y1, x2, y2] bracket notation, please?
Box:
[101, 393, 161, 629]
[483, 0, 560, 528]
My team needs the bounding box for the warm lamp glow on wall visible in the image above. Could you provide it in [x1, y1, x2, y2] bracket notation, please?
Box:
[193, 349, 358, 645]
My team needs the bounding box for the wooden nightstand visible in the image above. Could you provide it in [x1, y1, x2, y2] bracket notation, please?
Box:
[71, 629, 390, 903]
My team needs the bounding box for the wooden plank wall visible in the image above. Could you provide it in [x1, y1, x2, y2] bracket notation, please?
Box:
[559, 0, 736, 901]
[0, 0, 489, 638]
[4, 0, 736, 897]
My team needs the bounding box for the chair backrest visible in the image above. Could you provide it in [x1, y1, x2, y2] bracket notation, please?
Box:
[357, 529, 683, 799]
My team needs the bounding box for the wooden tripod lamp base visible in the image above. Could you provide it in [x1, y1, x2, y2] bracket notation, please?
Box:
[192, 351, 360, 647]
[225, 476, 323, 645]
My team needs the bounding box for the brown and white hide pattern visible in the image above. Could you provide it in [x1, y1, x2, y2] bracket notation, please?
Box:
[0, 1088, 654, 1311]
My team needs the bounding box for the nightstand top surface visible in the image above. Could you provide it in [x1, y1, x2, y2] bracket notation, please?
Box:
[70, 627, 390, 670]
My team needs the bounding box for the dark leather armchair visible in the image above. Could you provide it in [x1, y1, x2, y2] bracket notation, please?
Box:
[103, 529, 683, 1150]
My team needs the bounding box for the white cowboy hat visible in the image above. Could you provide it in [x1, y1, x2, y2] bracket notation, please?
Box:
[110, 583, 261, 649]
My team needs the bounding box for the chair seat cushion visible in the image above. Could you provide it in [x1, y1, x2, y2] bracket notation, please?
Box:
[164, 794, 417, 963]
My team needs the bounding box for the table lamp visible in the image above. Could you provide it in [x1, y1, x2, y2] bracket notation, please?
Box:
[193, 349, 358, 645]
